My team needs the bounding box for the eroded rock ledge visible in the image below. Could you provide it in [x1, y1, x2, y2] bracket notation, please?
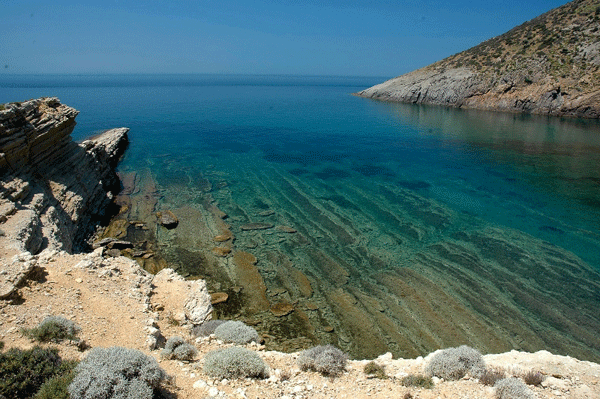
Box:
[355, 67, 600, 118]
[0, 97, 129, 297]
[0, 97, 129, 255]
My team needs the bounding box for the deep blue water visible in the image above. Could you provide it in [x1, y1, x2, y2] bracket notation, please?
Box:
[2, 74, 600, 359]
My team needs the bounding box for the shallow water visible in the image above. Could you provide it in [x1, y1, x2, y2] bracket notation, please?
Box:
[2, 75, 600, 361]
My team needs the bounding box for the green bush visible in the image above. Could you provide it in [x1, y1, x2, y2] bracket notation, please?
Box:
[203, 347, 268, 379]
[363, 361, 387, 379]
[214, 321, 259, 344]
[401, 374, 434, 389]
[0, 346, 66, 399]
[68, 346, 169, 399]
[494, 378, 534, 399]
[34, 360, 78, 399]
[22, 316, 80, 343]
[297, 345, 348, 376]
[425, 345, 485, 380]
[161, 336, 197, 361]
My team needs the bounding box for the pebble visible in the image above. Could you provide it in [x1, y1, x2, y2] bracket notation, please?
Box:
[193, 379, 208, 389]
[75, 278, 83, 283]
[208, 387, 220, 396]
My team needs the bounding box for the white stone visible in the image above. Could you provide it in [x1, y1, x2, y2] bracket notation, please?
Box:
[376, 352, 393, 362]
[542, 376, 570, 390]
[75, 260, 93, 269]
[193, 379, 208, 389]
[208, 387, 219, 396]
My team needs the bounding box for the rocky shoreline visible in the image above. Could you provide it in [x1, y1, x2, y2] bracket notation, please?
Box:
[1, 98, 600, 398]
[356, 0, 600, 119]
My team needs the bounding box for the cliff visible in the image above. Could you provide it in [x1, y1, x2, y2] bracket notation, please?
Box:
[0, 97, 129, 298]
[0, 97, 129, 256]
[357, 0, 600, 118]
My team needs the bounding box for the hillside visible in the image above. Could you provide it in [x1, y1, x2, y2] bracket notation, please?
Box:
[356, 0, 600, 118]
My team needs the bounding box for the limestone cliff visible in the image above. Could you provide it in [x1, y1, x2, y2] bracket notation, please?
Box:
[0, 97, 129, 255]
[357, 0, 600, 118]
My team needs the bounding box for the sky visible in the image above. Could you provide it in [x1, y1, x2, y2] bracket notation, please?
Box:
[1, 0, 569, 77]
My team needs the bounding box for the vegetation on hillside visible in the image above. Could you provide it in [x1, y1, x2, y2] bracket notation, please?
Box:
[431, 0, 600, 90]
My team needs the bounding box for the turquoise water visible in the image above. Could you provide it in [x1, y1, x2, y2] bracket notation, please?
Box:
[2, 75, 600, 360]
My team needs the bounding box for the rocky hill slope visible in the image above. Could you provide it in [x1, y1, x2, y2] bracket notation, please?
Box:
[356, 0, 600, 118]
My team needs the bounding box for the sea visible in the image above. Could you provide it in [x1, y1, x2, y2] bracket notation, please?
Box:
[1, 74, 599, 361]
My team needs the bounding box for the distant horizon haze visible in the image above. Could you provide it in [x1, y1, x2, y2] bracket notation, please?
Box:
[1, 0, 569, 77]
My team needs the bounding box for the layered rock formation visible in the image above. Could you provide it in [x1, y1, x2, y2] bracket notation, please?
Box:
[357, 0, 600, 118]
[0, 97, 128, 297]
[0, 97, 129, 255]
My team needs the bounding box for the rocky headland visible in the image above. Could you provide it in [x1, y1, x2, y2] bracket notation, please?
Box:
[0, 98, 599, 398]
[356, 0, 600, 118]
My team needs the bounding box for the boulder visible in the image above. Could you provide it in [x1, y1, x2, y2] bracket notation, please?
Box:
[0, 252, 37, 298]
[152, 268, 212, 325]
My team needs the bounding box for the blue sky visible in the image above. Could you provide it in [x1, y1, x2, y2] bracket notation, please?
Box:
[1, 0, 568, 77]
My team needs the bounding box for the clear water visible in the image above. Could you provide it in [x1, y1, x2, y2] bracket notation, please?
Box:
[2, 74, 600, 360]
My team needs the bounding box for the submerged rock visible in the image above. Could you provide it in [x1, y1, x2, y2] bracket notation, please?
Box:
[270, 302, 294, 317]
[210, 292, 229, 305]
[240, 222, 274, 231]
[156, 210, 179, 229]
[211, 247, 231, 257]
[276, 225, 297, 233]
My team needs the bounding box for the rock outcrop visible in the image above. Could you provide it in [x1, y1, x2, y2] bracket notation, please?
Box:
[357, 0, 600, 118]
[0, 97, 129, 256]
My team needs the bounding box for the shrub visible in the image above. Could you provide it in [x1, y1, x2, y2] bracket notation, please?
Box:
[401, 374, 434, 389]
[363, 361, 387, 379]
[192, 319, 227, 337]
[68, 346, 168, 399]
[161, 336, 197, 361]
[523, 370, 544, 386]
[34, 360, 78, 399]
[297, 345, 348, 376]
[0, 346, 66, 399]
[425, 345, 485, 380]
[494, 378, 534, 399]
[22, 316, 80, 343]
[203, 347, 268, 379]
[214, 321, 259, 344]
[480, 367, 506, 386]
